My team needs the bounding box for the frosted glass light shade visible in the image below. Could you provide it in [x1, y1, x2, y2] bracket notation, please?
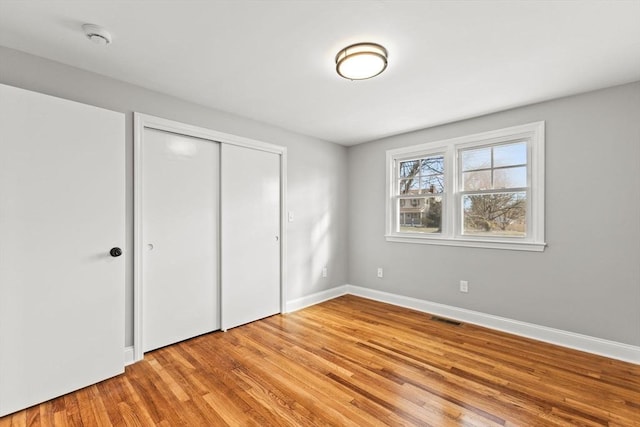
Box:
[335, 43, 388, 80]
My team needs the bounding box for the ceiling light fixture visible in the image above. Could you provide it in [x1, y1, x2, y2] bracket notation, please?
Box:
[335, 42, 388, 80]
[82, 24, 112, 46]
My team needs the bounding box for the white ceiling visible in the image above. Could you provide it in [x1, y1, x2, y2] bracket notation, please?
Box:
[1, 1, 639, 145]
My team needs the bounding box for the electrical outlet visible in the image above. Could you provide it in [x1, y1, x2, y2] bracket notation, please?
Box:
[322, 266, 327, 278]
[377, 268, 384, 278]
[460, 280, 469, 293]
[288, 211, 294, 222]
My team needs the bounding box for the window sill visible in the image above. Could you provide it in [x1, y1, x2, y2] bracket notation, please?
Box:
[385, 234, 546, 252]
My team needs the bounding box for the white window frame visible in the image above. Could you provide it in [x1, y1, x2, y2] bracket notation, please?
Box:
[385, 122, 545, 252]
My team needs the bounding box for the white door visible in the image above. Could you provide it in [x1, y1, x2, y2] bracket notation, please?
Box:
[0, 84, 125, 417]
[221, 144, 281, 330]
[142, 128, 219, 352]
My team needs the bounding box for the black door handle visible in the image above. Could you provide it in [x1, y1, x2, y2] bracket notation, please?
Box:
[110, 247, 123, 257]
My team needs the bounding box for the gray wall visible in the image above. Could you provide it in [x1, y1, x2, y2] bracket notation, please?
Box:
[348, 82, 640, 346]
[0, 46, 349, 347]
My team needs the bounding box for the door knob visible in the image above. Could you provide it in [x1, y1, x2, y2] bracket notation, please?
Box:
[110, 247, 123, 257]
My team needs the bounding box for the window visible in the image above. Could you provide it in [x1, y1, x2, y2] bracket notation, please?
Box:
[397, 155, 444, 233]
[460, 141, 527, 237]
[386, 122, 545, 251]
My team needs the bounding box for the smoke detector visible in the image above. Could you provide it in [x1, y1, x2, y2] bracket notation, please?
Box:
[82, 24, 112, 46]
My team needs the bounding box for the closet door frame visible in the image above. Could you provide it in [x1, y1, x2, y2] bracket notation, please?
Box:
[133, 113, 287, 363]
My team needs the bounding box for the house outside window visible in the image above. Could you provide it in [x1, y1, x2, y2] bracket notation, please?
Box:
[386, 122, 545, 251]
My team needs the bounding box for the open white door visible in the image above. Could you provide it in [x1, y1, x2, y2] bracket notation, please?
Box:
[141, 128, 219, 352]
[0, 84, 125, 417]
[221, 144, 281, 330]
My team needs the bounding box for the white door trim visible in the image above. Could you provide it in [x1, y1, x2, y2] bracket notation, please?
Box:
[133, 113, 288, 363]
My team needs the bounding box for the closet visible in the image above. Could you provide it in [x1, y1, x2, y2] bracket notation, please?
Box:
[134, 113, 285, 360]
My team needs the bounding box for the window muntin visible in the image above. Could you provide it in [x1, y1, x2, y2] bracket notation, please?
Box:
[385, 122, 545, 251]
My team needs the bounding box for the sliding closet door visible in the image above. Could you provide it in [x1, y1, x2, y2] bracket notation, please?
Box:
[221, 144, 281, 330]
[142, 128, 219, 352]
[0, 84, 125, 416]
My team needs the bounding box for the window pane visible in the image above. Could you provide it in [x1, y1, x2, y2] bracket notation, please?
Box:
[399, 196, 442, 233]
[494, 142, 526, 167]
[461, 147, 491, 171]
[420, 175, 444, 194]
[420, 156, 444, 175]
[399, 178, 419, 195]
[494, 166, 526, 189]
[399, 160, 419, 178]
[462, 170, 491, 190]
[462, 192, 526, 236]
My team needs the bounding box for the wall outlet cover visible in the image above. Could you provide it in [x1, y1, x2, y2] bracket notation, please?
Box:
[460, 280, 469, 293]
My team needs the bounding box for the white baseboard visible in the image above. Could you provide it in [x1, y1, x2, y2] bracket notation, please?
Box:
[286, 284, 639, 364]
[124, 346, 135, 366]
[285, 285, 348, 313]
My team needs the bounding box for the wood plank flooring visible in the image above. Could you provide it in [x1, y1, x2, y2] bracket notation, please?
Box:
[1, 295, 638, 426]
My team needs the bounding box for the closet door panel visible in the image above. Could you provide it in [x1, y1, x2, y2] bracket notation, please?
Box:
[142, 128, 219, 352]
[221, 144, 281, 330]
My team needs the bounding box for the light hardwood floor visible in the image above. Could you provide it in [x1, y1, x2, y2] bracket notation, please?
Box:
[1, 295, 638, 426]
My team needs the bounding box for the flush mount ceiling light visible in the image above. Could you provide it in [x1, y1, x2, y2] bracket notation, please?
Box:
[335, 42, 388, 80]
[82, 24, 112, 46]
